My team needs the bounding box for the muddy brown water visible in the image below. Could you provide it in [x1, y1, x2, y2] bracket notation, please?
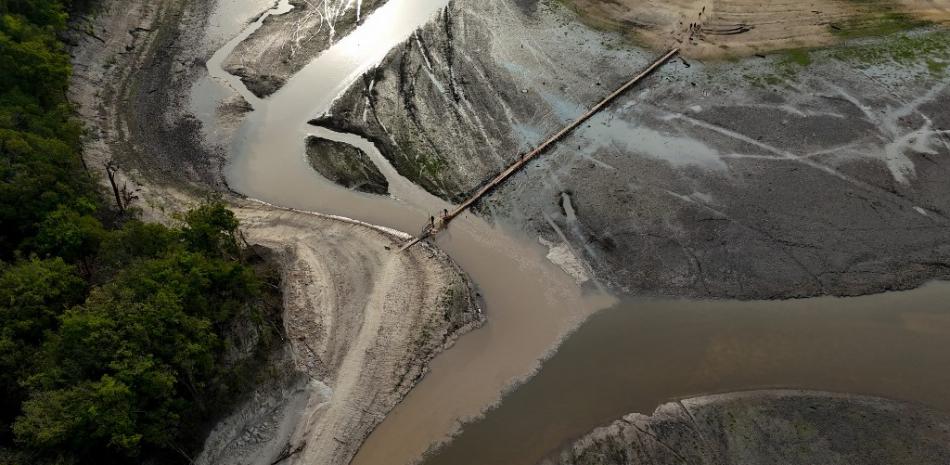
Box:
[202, 1, 950, 465]
[211, 2, 613, 465]
[421, 281, 950, 465]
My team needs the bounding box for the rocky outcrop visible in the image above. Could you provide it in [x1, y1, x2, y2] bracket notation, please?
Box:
[553, 391, 950, 465]
[317, 0, 950, 299]
[306, 136, 389, 195]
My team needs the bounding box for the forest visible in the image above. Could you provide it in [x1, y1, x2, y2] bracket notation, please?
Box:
[0, 0, 280, 463]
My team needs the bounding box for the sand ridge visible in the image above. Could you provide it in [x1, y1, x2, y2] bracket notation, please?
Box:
[564, 0, 950, 57]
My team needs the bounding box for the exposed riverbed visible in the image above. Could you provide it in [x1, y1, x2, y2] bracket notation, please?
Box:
[195, 1, 950, 464]
[213, 2, 615, 464]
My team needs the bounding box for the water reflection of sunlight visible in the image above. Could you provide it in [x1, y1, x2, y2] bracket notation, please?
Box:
[332, 0, 449, 66]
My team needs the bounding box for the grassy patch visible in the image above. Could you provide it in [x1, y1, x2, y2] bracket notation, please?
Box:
[831, 0, 932, 39]
[927, 58, 949, 74]
[783, 49, 812, 67]
[391, 132, 457, 199]
[831, 11, 929, 39]
[743, 49, 812, 86]
[829, 29, 950, 68]
[742, 29, 950, 86]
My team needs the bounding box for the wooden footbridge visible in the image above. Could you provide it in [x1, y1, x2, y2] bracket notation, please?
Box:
[401, 48, 680, 251]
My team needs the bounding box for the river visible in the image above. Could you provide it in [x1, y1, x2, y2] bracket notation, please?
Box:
[421, 281, 950, 465]
[209, 1, 614, 464]
[199, 1, 950, 465]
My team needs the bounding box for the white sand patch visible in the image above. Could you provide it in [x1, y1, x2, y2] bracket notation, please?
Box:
[540, 237, 591, 284]
[584, 113, 727, 170]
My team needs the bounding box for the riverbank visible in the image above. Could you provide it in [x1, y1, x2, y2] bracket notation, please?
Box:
[198, 202, 482, 465]
[555, 390, 950, 465]
[67, 0, 213, 222]
[67, 2, 483, 465]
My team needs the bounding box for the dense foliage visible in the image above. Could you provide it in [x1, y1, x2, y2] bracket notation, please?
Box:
[0, 0, 277, 464]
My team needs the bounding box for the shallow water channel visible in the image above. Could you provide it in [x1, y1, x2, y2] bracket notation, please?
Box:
[202, 1, 950, 465]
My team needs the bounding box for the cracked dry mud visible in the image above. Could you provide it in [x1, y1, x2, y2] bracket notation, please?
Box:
[317, 0, 950, 299]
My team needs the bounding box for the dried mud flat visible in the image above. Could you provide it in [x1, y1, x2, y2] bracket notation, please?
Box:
[563, 0, 950, 57]
[66, 0, 220, 222]
[554, 390, 950, 465]
[67, 2, 483, 465]
[318, 0, 950, 299]
[67, 0, 950, 464]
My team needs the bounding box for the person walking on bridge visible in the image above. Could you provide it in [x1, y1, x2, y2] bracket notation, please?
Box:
[421, 216, 435, 236]
[434, 209, 450, 232]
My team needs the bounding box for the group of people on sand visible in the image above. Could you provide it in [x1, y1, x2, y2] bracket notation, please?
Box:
[422, 209, 451, 236]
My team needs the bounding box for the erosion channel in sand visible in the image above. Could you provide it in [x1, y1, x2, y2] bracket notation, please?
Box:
[204, 2, 950, 465]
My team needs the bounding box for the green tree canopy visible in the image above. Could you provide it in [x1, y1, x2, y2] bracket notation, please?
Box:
[10, 202, 264, 463]
[0, 0, 279, 462]
[0, 258, 85, 427]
